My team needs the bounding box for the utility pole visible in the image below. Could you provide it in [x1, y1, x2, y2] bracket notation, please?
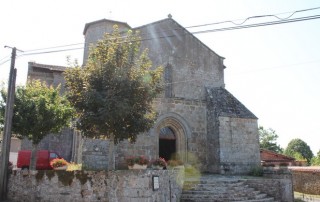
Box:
[0, 46, 17, 201]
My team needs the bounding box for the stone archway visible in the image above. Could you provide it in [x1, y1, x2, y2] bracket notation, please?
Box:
[154, 113, 191, 163]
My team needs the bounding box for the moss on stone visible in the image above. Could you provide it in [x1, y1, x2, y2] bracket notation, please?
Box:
[35, 171, 45, 182]
[45, 170, 55, 180]
[75, 171, 91, 185]
[56, 171, 75, 186]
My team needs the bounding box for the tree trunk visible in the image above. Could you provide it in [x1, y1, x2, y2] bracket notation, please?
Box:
[107, 134, 115, 171]
[29, 144, 38, 170]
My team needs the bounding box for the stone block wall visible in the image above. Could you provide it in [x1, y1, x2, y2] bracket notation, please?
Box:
[245, 175, 293, 202]
[114, 133, 158, 169]
[153, 98, 207, 170]
[291, 169, 320, 195]
[21, 128, 75, 161]
[27, 62, 67, 94]
[139, 19, 225, 100]
[81, 138, 109, 170]
[8, 169, 184, 202]
[81, 96, 209, 171]
[218, 117, 260, 174]
[83, 20, 131, 64]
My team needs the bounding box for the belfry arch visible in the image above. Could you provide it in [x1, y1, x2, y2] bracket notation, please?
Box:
[154, 113, 191, 163]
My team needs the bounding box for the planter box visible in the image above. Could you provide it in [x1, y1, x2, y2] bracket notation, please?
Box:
[128, 164, 147, 170]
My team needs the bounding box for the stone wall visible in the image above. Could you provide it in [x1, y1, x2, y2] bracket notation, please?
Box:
[83, 20, 131, 64]
[8, 169, 183, 202]
[245, 172, 294, 202]
[219, 117, 260, 174]
[21, 128, 75, 162]
[81, 97, 209, 171]
[138, 18, 225, 100]
[291, 169, 320, 195]
[27, 62, 67, 94]
[153, 97, 207, 169]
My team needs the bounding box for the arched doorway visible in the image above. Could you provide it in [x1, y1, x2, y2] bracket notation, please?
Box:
[159, 127, 176, 161]
[155, 113, 191, 163]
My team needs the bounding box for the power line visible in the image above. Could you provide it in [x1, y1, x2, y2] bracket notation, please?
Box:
[186, 6, 320, 28]
[0, 55, 11, 63]
[23, 43, 84, 53]
[10, 8, 320, 58]
[0, 58, 11, 66]
[19, 47, 84, 57]
[191, 14, 320, 35]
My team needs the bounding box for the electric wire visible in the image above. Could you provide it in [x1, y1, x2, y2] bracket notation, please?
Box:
[192, 14, 320, 35]
[17, 6, 320, 56]
[0, 55, 11, 63]
[16, 13, 320, 58]
[186, 6, 320, 28]
[19, 47, 84, 57]
[0, 58, 10, 66]
[23, 43, 84, 53]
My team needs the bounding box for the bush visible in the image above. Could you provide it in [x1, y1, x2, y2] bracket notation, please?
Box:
[167, 159, 184, 167]
[249, 166, 264, 176]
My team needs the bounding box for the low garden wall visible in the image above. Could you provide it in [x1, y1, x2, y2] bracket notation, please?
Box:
[246, 168, 294, 202]
[290, 167, 320, 195]
[7, 169, 184, 202]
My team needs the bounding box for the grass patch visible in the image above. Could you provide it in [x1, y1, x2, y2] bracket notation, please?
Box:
[294, 192, 320, 202]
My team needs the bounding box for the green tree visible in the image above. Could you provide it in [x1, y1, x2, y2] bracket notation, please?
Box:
[0, 80, 74, 170]
[258, 126, 283, 153]
[284, 138, 314, 165]
[64, 26, 163, 169]
[311, 150, 320, 166]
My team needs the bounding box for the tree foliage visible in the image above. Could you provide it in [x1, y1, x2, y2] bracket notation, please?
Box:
[64, 25, 163, 144]
[311, 150, 320, 166]
[284, 138, 314, 164]
[0, 80, 74, 145]
[258, 126, 283, 153]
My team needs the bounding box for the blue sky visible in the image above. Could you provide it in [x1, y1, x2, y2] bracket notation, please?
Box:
[1, 0, 319, 154]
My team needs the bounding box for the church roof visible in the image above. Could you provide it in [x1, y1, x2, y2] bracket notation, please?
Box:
[260, 149, 295, 162]
[28, 62, 66, 72]
[206, 87, 257, 119]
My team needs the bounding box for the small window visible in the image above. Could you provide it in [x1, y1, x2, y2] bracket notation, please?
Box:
[50, 153, 58, 158]
[164, 64, 173, 98]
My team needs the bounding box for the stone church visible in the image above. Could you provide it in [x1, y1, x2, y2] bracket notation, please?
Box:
[26, 16, 260, 174]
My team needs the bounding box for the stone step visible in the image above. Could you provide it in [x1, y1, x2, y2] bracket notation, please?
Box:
[181, 198, 275, 202]
[184, 180, 244, 186]
[180, 192, 267, 200]
[180, 194, 250, 201]
[182, 188, 258, 196]
[184, 183, 251, 190]
[181, 175, 274, 202]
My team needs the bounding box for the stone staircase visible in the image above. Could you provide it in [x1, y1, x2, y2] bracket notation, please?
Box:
[180, 175, 275, 202]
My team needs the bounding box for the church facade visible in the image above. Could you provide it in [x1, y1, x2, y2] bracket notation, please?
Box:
[81, 16, 260, 174]
[26, 16, 260, 174]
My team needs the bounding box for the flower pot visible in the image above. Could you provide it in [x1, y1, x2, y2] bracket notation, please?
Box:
[53, 165, 68, 170]
[128, 164, 147, 170]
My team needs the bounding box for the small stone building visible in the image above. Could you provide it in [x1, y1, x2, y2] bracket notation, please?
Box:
[26, 16, 260, 174]
[260, 149, 298, 167]
[23, 62, 81, 162]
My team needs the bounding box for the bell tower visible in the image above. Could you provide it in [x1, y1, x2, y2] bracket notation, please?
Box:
[82, 19, 131, 64]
